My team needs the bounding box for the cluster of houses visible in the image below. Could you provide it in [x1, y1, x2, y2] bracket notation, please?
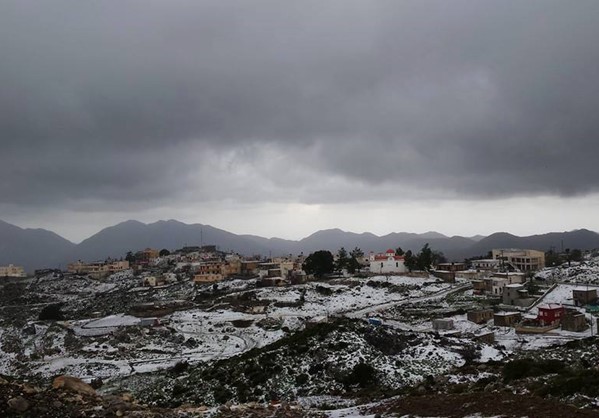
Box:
[0, 264, 27, 278]
[42, 246, 555, 291]
[53, 246, 305, 285]
[67, 260, 130, 280]
[427, 249, 598, 337]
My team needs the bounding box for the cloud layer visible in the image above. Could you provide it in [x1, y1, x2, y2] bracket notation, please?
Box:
[2, 0, 599, 213]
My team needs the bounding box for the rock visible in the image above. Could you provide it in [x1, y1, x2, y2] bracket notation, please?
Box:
[90, 377, 104, 389]
[121, 392, 133, 402]
[22, 384, 40, 394]
[8, 396, 30, 413]
[52, 400, 63, 408]
[0, 377, 9, 385]
[52, 375, 96, 396]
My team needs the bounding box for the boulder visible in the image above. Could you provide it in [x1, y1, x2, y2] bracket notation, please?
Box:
[8, 396, 30, 413]
[52, 375, 96, 396]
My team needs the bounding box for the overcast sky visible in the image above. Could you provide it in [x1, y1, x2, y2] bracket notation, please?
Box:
[2, 1, 599, 242]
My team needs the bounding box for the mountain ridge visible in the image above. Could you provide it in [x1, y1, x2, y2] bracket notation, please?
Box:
[2, 219, 599, 272]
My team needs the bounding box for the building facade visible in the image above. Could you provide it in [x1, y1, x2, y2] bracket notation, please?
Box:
[67, 260, 130, 279]
[491, 249, 545, 272]
[369, 249, 406, 274]
[0, 264, 26, 278]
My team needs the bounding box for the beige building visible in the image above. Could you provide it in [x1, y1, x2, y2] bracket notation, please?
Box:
[491, 249, 545, 272]
[67, 260, 130, 279]
[0, 264, 26, 278]
[193, 260, 224, 283]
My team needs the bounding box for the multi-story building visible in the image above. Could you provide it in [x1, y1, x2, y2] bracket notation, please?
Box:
[67, 260, 130, 279]
[193, 260, 224, 283]
[0, 264, 27, 278]
[491, 249, 545, 272]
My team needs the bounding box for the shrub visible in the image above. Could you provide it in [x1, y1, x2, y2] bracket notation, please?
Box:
[542, 369, 599, 397]
[503, 358, 566, 382]
[295, 373, 310, 385]
[170, 360, 189, 374]
[39, 304, 64, 321]
[213, 385, 233, 404]
[344, 362, 377, 388]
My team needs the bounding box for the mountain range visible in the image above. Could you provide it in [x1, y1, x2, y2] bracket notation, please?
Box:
[2, 219, 599, 272]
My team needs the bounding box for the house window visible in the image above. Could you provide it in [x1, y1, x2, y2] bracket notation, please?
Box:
[396, 262, 398, 267]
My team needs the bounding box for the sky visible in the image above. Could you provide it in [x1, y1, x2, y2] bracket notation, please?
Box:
[2, 1, 599, 243]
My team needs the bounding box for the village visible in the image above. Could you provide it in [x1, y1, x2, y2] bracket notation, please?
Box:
[2, 244, 599, 415]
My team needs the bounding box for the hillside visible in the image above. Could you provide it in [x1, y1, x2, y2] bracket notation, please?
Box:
[3, 218, 599, 272]
[0, 220, 75, 271]
[464, 229, 599, 259]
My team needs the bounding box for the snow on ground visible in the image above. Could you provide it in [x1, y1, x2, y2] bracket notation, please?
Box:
[71, 314, 142, 336]
[367, 275, 439, 287]
[171, 309, 286, 356]
[259, 277, 453, 319]
[529, 284, 579, 313]
[535, 257, 599, 284]
[479, 345, 504, 362]
[211, 278, 257, 293]
[0, 328, 17, 375]
[447, 371, 496, 384]
[84, 314, 141, 328]
[325, 406, 377, 418]
[493, 327, 581, 351]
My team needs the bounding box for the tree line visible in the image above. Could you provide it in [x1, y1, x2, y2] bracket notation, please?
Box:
[302, 243, 446, 278]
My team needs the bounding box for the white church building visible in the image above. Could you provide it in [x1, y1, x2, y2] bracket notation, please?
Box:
[369, 249, 407, 274]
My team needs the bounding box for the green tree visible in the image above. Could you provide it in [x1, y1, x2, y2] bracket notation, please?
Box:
[433, 250, 447, 265]
[404, 250, 416, 272]
[350, 247, 364, 259]
[395, 247, 404, 256]
[347, 247, 364, 274]
[545, 250, 563, 267]
[336, 247, 349, 271]
[347, 257, 360, 274]
[416, 243, 434, 271]
[570, 248, 583, 262]
[159, 248, 170, 257]
[125, 251, 136, 264]
[303, 250, 334, 278]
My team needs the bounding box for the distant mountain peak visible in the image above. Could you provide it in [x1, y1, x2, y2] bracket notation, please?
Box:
[2, 218, 599, 273]
[419, 231, 448, 239]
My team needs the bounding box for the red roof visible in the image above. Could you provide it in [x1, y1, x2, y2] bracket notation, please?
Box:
[374, 254, 404, 261]
[538, 304, 564, 311]
[386, 249, 395, 254]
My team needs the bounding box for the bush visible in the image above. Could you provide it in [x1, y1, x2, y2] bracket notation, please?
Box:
[295, 373, 310, 385]
[541, 369, 599, 397]
[503, 358, 566, 382]
[344, 362, 377, 388]
[170, 360, 189, 374]
[39, 304, 64, 321]
[213, 385, 233, 404]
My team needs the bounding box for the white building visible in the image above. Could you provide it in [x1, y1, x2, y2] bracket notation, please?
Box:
[369, 249, 406, 274]
[470, 259, 501, 271]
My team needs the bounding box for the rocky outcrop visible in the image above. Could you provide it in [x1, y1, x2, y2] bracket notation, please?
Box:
[0, 375, 179, 417]
[52, 376, 96, 396]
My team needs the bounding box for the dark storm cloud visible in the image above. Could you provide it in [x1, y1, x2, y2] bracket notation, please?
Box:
[1, 0, 599, 209]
